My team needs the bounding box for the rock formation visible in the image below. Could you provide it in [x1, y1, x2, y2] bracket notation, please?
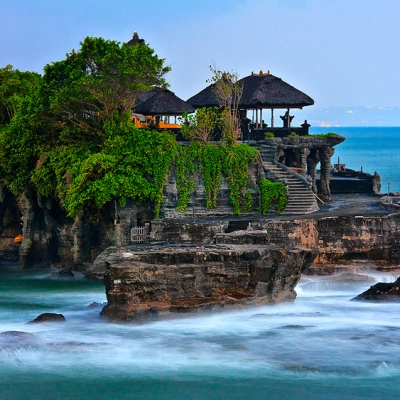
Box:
[352, 276, 400, 302]
[103, 243, 316, 321]
[28, 313, 66, 323]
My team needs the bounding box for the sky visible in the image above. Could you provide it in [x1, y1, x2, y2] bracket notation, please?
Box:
[1, 0, 400, 108]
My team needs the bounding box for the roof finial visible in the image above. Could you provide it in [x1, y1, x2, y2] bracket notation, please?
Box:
[267, 70, 270, 75]
[127, 31, 145, 46]
[259, 69, 263, 76]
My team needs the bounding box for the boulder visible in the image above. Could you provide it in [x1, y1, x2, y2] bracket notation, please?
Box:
[352, 277, 400, 301]
[28, 313, 66, 323]
[1, 331, 35, 339]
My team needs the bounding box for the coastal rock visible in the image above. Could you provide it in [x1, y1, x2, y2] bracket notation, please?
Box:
[28, 313, 66, 323]
[0, 331, 35, 339]
[0, 331, 36, 348]
[102, 243, 316, 322]
[352, 277, 400, 302]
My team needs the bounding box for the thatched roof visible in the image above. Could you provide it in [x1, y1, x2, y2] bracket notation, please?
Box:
[135, 89, 195, 115]
[127, 32, 145, 46]
[187, 72, 314, 109]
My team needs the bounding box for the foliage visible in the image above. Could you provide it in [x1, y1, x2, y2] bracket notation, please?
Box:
[289, 131, 298, 136]
[179, 107, 221, 144]
[264, 131, 274, 138]
[43, 36, 170, 141]
[200, 144, 224, 209]
[0, 65, 41, 126]
[313, 132, 340, 138]
[175, 143, 200, 213]
[175, 143, 260, 215]
[258, 179, 287, 215]
[0, 35, 264, 221]
[208, 66, 243, 145]
[61, 126, 177, 220]
[0, 35, 174, 220]
[222, 144, 259, 214]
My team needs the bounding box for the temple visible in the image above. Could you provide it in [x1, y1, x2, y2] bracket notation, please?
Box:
[127, 33, 349, 212]
[187, 69, 315, 139]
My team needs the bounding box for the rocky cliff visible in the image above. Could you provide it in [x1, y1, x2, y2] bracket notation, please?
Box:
[0, 186, 115, 269]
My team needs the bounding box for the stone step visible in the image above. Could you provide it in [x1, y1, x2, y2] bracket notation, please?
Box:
[262, 161, 318, 215]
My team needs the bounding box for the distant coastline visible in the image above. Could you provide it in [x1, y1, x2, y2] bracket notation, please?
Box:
[294, 106, 400, 127]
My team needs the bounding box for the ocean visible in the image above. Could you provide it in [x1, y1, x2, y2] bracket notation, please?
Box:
[1, 126, 400, 399]
[1, 265, 400, 400]
[310, 126, 400, 193]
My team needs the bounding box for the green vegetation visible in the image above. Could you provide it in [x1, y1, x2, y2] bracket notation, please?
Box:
[0, 36, 283, 220]
[258, 179, 287, 215]
[175, 142, 260, 214]
[208, 67, 243, 145]
[289, 131, 298, 136]
[264, 131, 274, 138]
[313, 132, 340, 138]
[0, 36, 171, 219]
[179, 107, 221, 144]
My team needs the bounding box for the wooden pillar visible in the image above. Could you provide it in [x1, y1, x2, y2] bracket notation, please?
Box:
[256, 109, 258, 128]
[271, 109, 274, 128]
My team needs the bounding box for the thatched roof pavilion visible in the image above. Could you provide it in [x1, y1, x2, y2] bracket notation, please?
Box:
[187, 71, 314, 128]
[135, 89, 195, 116]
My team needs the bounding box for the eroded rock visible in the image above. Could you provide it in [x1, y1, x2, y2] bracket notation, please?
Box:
[102, 243, 316, 322]
[352, 277, 400, 302]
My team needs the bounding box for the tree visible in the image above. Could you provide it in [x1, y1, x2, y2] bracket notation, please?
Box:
[208, 66, 243, 145]
[0, 65, 41, 126]
[179, 107, 221, 144]
[43, 36, 171, 142]
[0, 35, 172, 206]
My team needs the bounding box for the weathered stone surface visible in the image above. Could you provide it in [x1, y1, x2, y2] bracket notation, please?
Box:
[28, 313, 66, 323]
[0, 185, 20, 260]
[149, 219, 228, 243]
[352, 276, 400, 301]
[0, 190, 115, 269]
[85, 246, 119, 279]
[218, 214, 400, 267]
[103, 244, 316, 322]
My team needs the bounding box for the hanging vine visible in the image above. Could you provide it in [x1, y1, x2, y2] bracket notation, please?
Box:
[175, 143, 200, 213]
[175, 142, 259, 215]
[258, 178, 287, 215]
[221, 144, 259, 214]
[200, 144, 223, 209]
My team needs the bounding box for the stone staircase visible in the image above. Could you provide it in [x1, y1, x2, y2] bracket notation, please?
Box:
[262, 161, 319, 215]
[259, 141, 277, 162]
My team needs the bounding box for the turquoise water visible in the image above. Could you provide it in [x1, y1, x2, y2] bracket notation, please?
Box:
[310, 126, 400, 192]
[1, 264, 400, 399]
[2, 127, 400, 398]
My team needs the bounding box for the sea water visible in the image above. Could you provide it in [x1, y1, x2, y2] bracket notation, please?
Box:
[310, 126, 400, 193]
[2, 126, 400, 399]
[1, 264, 400, 400]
